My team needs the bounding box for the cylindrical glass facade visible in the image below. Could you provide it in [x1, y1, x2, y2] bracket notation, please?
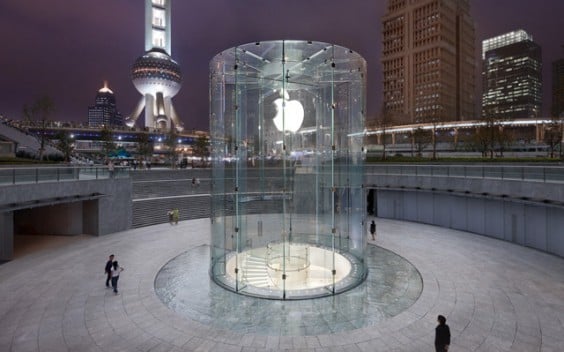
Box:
[210, 40, 366, 300]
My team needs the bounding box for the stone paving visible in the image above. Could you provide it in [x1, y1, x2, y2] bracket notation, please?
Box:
[1, 218, 563, 351]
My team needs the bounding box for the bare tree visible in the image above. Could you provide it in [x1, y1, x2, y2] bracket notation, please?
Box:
[419, 115, 442, 160]
[55, 130, 74, 163]
[100, 125, 116, 158]
[496, 126, 513, 158]
[544, 120, 563, 158]
[165, 128, 179, 168]
[192, 134, 210, 166]
[136, 132, 154, 160]
[23, 96, 55, 160]
[412, 127, 431, 157]
[378, 108, 394, 160]
[470, 125, 491, 157]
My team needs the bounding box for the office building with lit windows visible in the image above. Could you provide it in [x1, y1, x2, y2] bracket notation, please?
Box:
[482, 30, 542, 119]
[552, 58, 564, 117]
[87, 82, 123, 128]
[381, 0, 475, 124]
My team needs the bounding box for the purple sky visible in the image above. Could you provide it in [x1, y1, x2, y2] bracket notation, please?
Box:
[1, 0, 563, 131]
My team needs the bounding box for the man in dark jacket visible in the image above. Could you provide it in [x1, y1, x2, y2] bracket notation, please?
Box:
[105, 254, 115, 288]
[435, 314, 451, 351]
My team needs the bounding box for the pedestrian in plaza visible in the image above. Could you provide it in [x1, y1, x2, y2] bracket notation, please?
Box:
[111, 261, 124, 295]
[370, 220, 376, 240]
[435, 315, 451, 352]
[107, 159, 115, 178]
[172, 208, 179, 225]
[167, 209, 174, 225]
[104, 254, 115, 288]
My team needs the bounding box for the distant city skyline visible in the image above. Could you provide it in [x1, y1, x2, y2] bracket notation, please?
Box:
[1, 0, 563, 131]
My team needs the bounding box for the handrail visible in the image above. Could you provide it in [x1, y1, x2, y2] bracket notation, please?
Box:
[365, 164, 564, 184]
[0, 165, 130, 186]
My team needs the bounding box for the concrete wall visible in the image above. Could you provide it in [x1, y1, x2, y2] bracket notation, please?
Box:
[0, 178, 132, 261]
[374, 188, 564, 258]
[0, 212, 13, 262]
[15, 203, 83, 235]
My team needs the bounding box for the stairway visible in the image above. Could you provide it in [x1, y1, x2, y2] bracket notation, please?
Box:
[0, 122, 61, 157]
[130, 168, 286, 228]
[131, 169, 211, 228]
[242, 251, 272, 288]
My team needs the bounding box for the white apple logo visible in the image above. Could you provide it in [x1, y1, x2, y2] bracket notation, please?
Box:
[272, 89, 304, 133]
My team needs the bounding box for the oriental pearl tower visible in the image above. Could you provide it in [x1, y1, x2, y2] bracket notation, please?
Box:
[125, 0, 184, 132]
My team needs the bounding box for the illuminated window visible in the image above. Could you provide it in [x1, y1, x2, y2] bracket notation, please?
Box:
[152, 29, 165, 49]
[152, 0, 165, 6]
[152, 8, 166, 27]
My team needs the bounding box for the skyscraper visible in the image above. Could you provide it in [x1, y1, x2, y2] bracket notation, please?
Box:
[88, 82, 123, 128]
[482, 30, 542, 119]
[381, 0, 475, 125]
[125, 0, 184, 132]
[552, 57, 564, 117]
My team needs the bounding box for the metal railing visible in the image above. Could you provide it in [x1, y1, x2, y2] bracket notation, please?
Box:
[0, 166, 130, 186]
[365, 164, 564, 183]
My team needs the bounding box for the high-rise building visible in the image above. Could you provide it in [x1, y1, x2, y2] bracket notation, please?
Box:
[482, 30, 542, 119]
[88, 82, 123, 128]
[125, 0, 184, 132]
[381, 0, 475, 125]
[552, 57, 564, 117]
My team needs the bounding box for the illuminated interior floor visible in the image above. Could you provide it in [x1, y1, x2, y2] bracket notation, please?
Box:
[215, 244, 364, 299]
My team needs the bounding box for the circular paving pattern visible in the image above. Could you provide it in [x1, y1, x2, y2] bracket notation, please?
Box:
[155, 244, 423, 335]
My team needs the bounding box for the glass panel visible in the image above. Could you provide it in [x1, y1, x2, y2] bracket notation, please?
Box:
[210, 41, 367, 299]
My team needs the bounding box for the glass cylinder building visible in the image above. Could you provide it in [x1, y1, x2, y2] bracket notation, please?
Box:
[210, 40, 367, 300]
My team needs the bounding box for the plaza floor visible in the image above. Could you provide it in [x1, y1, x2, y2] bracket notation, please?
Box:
[1, 218, 563, 351]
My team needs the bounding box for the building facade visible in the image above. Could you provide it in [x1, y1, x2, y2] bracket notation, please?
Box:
[381, 0, 475, 125]
[482, 30, 542, 120]
[552, 58, 564, 117]
[88, 83, 123, 128]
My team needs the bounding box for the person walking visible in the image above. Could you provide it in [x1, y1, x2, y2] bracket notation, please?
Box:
[370, 220, 376, 240]
[107, 159, 115, 178]
[167, 209, 174, 225]
[111, 261, 124, 295]
[435, 315, 451, 352]
[172, 208, 179, 225]
[104, 254, 115, 288]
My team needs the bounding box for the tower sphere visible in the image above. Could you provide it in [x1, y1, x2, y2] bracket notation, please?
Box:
[131, 48, 182, 97]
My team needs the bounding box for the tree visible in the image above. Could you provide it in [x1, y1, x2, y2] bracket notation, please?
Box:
[100, 125, 116, 158]
[378, 108, 394, 160]
[544, 120, 563, 158]
[192, 134, 210, 165]
[496, 126, 513, 158]
[412, 127, 431, 157]
[419, 115, 442, 160]
[55, 130, 74, 162]
[471, 125, 492, 157]
[478, 116, 498, 159]
[23, 96, 55, 160]
[136, 132, 154, 159]
[165, 128, 179, 168]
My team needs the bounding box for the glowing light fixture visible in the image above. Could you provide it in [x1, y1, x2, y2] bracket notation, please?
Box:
[272, 89, 304, 133]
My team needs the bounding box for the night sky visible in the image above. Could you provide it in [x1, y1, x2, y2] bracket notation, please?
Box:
[1, 0, 563, 131]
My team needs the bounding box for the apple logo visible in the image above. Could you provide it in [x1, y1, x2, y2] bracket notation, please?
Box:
[272, 89, 304, 133]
